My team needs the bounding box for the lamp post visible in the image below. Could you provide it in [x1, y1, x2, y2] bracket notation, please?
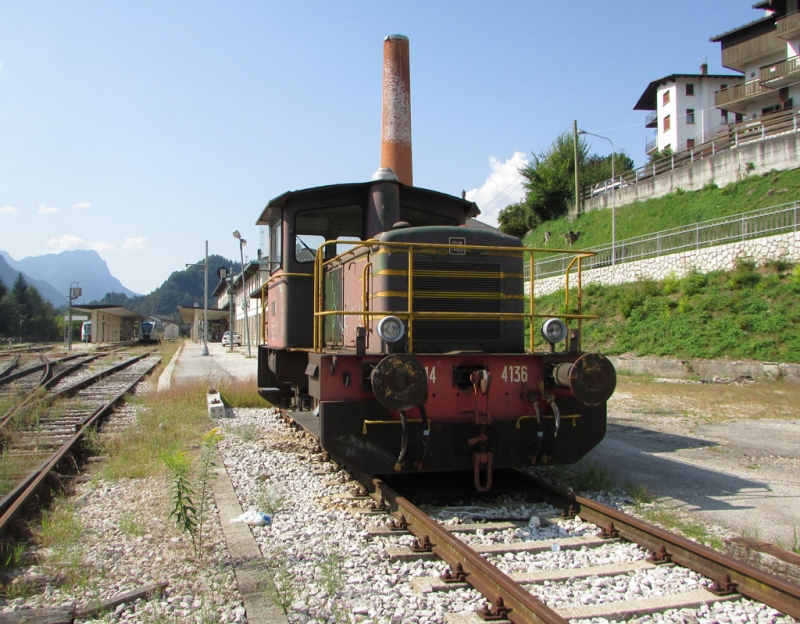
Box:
[186, 241, 210, 356]
[579, 130, 616, 265]
[233, 230, 252, 357]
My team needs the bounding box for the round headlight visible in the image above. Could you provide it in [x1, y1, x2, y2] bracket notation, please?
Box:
[377, 316, 405, 343]
[542, 318, 568, 344]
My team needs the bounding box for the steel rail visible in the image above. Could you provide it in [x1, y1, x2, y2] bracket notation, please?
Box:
[43, 354, 101, 390]
[526, 475, 800, 620]
[0, 356, 20, 380]
[0, 353, 148, 431]
[0, 357, 159, 538]
[0, 354, 48, 386]
[370, 477, 568, 624]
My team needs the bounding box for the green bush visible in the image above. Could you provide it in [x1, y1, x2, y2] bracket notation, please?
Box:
[681, 271, 708, 296]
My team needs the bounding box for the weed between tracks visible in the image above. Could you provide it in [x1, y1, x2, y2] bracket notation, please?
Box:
[97, 382, 213, 480]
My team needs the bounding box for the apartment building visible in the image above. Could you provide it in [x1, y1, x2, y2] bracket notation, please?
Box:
[712, 0, 800, 119]
[634, 65, 743, 154]
[212, 258, 268, 348]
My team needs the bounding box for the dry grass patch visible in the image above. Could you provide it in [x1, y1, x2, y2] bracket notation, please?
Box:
[611, 375, 800, 423]
[97, 382, 214, 480]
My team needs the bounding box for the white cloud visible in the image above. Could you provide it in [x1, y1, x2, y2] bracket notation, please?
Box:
[0, 205, 19, 215]
[464, 151, 529, 228]
[122, 237, 148, 251]
[71, 202, 92, 210]
[47, 235, 91, 251]
[47, 235, 118, 253]
[38, 203, 60, 214]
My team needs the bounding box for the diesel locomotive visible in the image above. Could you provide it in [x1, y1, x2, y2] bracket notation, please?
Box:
[255, 169, 616, 490]
[254, 35, 615, 490]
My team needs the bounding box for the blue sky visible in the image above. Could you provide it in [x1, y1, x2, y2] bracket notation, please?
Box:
[0, 1, 759, 295]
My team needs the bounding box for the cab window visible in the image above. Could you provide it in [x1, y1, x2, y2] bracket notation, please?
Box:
[295, 204, 364, 263]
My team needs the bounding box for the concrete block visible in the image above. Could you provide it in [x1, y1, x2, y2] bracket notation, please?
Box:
[207, 391, 226, 418]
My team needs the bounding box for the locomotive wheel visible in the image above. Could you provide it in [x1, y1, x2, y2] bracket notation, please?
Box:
[370, 354, 428, 411]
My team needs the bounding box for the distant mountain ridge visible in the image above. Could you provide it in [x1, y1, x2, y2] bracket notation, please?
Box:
[0, 254, 66, 305]
[0, 250, 138, 305]
[93, 254, 239, 319]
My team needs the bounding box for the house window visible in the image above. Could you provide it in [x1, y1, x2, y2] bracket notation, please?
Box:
[686, 109, 695, 124]
[687, 138, 695, 148]
[664, 115, 671, 132]
[662, 90, 670, 105]
[686, 83, 695, 96]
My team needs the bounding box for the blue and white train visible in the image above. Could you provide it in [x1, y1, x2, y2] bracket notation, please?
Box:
[138, 320, 165, 344]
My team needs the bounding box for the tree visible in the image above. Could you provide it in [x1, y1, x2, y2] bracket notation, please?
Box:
[497, 202, 535, 238]
[497, 131, 635, 237]
[519, 131, 588, 225]
[583, 152, 635, 187]
[648, 146, 673, 163]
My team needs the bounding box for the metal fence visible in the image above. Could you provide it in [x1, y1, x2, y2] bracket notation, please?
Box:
[583, 107, 800, 202]
[528, 200, 800, 280]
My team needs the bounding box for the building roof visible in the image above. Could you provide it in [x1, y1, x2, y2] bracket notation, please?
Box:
[709, 13, 774, 42]
[464, 218, 501, 232]
[634, 73, 743, 110]
[71, 304, 145, 320]
[177, 306, 232, 324]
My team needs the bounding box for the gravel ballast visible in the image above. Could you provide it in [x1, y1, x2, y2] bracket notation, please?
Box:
[0, 400, 796, 623]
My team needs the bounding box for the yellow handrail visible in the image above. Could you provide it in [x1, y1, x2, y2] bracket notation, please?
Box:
[312, 239, 596, 353]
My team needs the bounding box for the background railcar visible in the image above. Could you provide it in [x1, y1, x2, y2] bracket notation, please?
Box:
[138, 320, 164, 344]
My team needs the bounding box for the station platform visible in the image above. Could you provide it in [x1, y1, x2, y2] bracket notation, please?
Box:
[159, 340, 257, 390]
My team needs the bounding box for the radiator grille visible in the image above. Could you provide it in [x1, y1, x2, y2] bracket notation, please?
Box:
[412, 261, 502, 340]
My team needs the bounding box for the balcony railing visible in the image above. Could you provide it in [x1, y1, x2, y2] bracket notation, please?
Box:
[715, 79, 768, 107]
[645, 137, 657, 153]
[645, 111, 657, 128]
[777, 10, 800, 39]
[760, 55, 800, 84]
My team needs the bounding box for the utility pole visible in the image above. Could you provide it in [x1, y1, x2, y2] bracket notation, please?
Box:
[573, 120, 581, 215]
[68, 283, 81, 351]
[203, 241, 209, 355]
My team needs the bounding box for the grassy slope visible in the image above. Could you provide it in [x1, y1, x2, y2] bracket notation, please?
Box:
[521, 167, 800, 250]
[524, 168, 800, 363]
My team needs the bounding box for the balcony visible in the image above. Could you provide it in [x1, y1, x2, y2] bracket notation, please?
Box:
[760, 55, 800, 88]
[645, 111, 657, 128]
[645, 137, 657, 154]
[715, 79, 775, 113]
[777, 11, 800, 39]
[720, 28, 784, 71]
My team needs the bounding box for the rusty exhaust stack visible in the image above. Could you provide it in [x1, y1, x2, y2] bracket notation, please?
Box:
[381, 34, 413, 186]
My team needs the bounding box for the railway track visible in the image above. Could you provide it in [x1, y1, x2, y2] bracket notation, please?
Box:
[0, 353, 161, 538]
[281, 409, 800, 623]
[0, 352, 110, 431]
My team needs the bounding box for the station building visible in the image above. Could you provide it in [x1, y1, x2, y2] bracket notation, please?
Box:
[71, 305, 143, 343]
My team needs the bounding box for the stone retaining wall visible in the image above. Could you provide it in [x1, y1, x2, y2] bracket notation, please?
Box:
[532, 230, 800, 296]
[583, 133, 800, 212]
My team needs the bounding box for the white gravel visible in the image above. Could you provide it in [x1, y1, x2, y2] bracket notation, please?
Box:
[0, 401, 796, 624]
